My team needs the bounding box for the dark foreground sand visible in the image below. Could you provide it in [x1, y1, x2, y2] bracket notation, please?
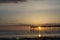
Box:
[0, 37, 60, 40]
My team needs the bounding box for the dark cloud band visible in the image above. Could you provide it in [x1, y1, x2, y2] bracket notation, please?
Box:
[0, 0, 27, 3]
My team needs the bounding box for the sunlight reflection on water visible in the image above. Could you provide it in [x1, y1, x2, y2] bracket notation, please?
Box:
[38, 34, 41, 37]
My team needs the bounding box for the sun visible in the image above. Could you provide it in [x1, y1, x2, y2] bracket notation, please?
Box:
[37, 26, 43, 31]
[31, 26, 44, 31]
[38, 27, 41, 29]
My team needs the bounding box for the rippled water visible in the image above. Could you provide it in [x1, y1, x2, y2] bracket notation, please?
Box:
[0, 26, 60, 37]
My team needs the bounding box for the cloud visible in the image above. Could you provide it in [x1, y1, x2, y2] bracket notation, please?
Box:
[0, 0, 27, 3]
[0, 0, 60, 25]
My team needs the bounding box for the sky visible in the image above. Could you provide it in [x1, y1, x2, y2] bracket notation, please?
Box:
[0, 0, 60, 25]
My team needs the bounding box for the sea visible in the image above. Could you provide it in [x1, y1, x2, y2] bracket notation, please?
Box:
[0, 26, 60, 38]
